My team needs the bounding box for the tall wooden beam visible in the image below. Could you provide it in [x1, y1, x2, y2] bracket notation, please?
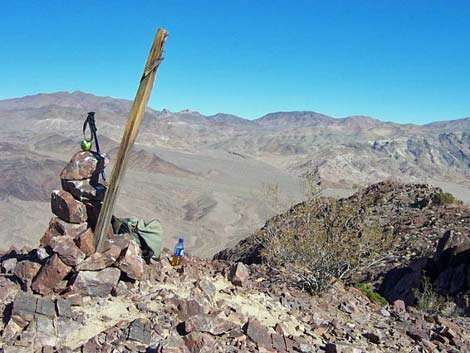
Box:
[94, 28, 168, 252]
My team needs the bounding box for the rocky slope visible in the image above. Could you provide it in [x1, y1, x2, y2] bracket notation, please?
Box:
[1, 246, 469, 352]
[215, 181, 470, 316]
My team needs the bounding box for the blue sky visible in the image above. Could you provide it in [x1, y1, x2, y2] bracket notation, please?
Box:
[1, 1, 469, 124]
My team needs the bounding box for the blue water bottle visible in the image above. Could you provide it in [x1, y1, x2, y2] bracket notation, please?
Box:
[171, 238, 184, 266]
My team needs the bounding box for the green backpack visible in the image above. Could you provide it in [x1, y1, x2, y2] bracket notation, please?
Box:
[111, 216, 163, 260]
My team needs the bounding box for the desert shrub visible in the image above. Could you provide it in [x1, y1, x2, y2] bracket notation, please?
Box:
[433, 192, 455, 205]
[357, 283, 387, 306]
[259, 177, 389, 293]
[413, 276, 449, 315]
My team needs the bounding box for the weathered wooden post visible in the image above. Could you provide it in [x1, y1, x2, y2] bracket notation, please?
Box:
[94, 28, 168, 252]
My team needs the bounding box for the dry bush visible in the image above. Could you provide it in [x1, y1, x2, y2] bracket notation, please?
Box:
[259, 177, 389, 293]
[433, 191, 455, 206]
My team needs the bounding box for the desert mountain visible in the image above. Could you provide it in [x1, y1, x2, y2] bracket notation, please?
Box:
[0, 91, 469, 257]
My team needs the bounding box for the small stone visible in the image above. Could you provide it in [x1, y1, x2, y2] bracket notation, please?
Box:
[11, 292, 38, 326]
[72, 267, 121, 296]
[31, 254, 71, 295]
[184, 314, 238, 335]
[76, 252, 116, 271]
[118, 240, 144, 280]
[13, 260, 42, 286]
[176, 299, 206, 321]
[56, 298, 73, 318]
[362, 332, 381, 344]
[2, 257, 17, 273]
[40, 217, 88, 246]
[183, 332, 216, 353]
[51, 236, 86, 266]
[244, 318, 272, 349]
[35, 315, 57, 348]
[393, 299, 406, 313]
[0, 277, 19, 302]
[36, 297, 56, 317]
[62, 178, 106, 201]
[229, 262, 250, 287]
[197, 279, 217, 301]
[75, 228, 96, 257]
[128, 318, 151, 345]
[60, 151, 109, 180]
[51, 190, 88, 224]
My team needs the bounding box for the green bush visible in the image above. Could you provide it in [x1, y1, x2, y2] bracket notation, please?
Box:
[433, 192, 455, 205]
[357, 284, 387, 306]
[259, 177, 390, 293]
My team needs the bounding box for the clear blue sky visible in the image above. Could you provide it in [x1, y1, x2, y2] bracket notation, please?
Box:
[1, 1, 469, 124]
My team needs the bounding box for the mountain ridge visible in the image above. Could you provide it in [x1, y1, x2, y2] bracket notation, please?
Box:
[2, 91, 469, 127]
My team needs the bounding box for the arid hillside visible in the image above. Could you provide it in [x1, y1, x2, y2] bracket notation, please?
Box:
[1, 91, 469, 257]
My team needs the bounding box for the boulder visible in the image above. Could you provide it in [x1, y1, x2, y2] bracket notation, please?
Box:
[31, 254, 71, 295]
[72, 267, 121, 296]
[51, 190, 88, 224]
[60, 151, 108, 181]
[228, 262, 250, 287]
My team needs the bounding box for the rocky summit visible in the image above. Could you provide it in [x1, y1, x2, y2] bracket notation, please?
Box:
[0, 148, 469, 352]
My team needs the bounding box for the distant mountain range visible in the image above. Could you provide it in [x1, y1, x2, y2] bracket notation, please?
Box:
[0, 91, 469, 255]
[2, 91, 468, 187]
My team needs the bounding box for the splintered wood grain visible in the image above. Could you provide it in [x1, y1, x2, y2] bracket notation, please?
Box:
[94, 28, 168, 252]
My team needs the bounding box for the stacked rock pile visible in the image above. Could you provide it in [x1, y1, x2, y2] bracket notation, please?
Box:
[1, 150, 146, 299]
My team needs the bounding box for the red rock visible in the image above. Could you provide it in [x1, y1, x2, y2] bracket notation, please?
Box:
[75, 228, 96, 257]
[31, 254, 71, 295]
[118, 240, 144, 280]
[72, 268, 121, 297]
[40, 217, 88, 246]
[176, 299, 206, 321]
[51, 236, 86, 266]
[51, 190, 88, 224]
[183, 332, 216, 353]
[76, 252, 115, 271]
[244, 318, 272, 349]
[229, 262, 250, 287]
[60, 151, 109, 181]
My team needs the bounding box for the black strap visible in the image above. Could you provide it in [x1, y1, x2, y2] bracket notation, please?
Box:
[83, 112, 106, 181]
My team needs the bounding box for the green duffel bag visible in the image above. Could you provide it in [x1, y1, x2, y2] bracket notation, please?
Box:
[111, 216, 163, 260]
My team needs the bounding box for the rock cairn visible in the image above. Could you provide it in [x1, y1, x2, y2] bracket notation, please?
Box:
[32, 150, 145, 298]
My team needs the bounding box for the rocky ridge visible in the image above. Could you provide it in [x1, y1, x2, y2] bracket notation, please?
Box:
[215, 181, 470, 316]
